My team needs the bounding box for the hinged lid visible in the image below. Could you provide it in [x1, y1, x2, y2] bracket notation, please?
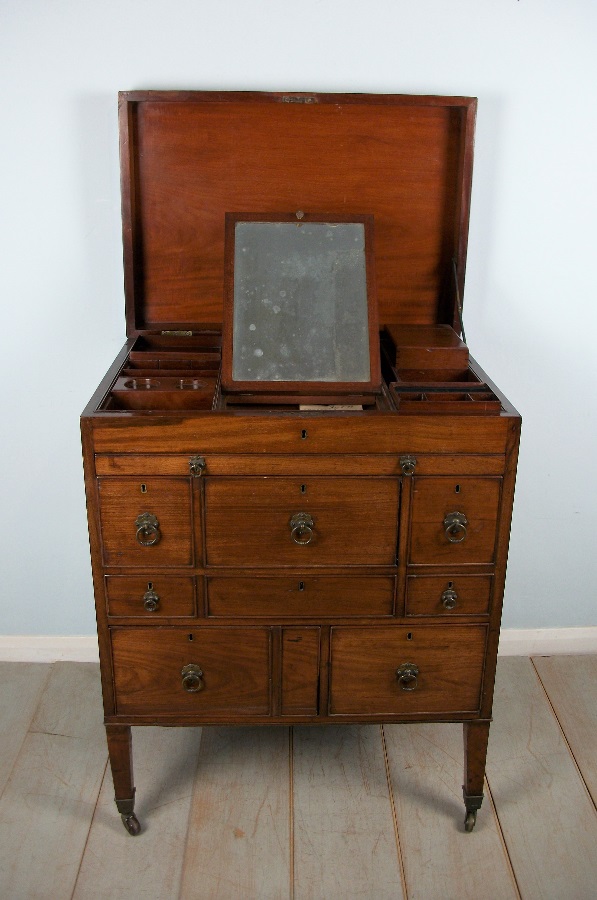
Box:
[119, 91, 476, 338]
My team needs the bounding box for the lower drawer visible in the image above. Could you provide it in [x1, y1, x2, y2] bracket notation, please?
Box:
[207, 576, 395, 617]
[112, 627, 271, 716]
[329, 625, 487, 715]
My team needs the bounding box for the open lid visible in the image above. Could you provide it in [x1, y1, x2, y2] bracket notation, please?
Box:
[119, 91, 476, 337]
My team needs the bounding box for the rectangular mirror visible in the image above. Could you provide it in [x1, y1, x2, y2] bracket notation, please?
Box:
[222, 212, 380, 399]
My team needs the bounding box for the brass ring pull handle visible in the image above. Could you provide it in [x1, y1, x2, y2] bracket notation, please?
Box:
[290, 512, 315, 545]
[181, 664, 204, 693]
[143, 590, 160, 612]
[443, 511, 468, 543]
[396, 663, 419, 691]
[441, 588, 458, 610]
[135, 513, 161, 546]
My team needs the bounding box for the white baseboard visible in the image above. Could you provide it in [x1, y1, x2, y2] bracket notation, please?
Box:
[0, 629, 596, 663]
[0, 636, 99, 663]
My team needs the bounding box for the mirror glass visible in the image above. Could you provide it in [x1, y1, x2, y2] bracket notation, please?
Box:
[232, 221, 370, 383]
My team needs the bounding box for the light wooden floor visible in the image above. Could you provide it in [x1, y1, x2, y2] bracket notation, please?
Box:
[1, 657, 596, 899]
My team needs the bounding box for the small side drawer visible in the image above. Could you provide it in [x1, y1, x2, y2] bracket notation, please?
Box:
[112, 627, 271, 716]
[207, 576, 395, 618]
[406, 575, 492, 616]
[329, 625, 487, 716]
[98, 477, 194, 567]
[409, 476, 501, 565]
[105, 576, 196, 618]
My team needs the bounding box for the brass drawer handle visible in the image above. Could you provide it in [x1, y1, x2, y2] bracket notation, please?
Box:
[143, 590, 160, 612]
[289, 512, 315, 545]
[400, 455, 417, 476]
[181, 664, 204, 693]
[441, 588, 458, 610]
[135, 512, 161, 546]
[444, 511, 468, 543]
[396, 663, 419, 691]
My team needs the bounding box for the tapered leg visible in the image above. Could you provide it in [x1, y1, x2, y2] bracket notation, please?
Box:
[462, 721, 490, 832]
[106, 724, 141, 835]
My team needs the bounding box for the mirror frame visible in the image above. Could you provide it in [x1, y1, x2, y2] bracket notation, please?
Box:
[221, 212, 380, 398]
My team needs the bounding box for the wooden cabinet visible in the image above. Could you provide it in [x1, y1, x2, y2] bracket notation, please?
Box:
[81, 91, 520, 837]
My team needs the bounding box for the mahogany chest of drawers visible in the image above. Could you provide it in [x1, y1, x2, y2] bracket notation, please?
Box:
[81, 91, 520, 835]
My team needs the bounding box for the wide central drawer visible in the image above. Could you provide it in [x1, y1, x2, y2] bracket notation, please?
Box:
[329, 625, 487, 715]
[204, 477, 400, 567]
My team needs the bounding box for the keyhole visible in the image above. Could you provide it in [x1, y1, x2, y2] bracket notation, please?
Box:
[300, 484, 307, 494]
[301, 429, 308, 440]
[188, 634, 194, 641]
[141, 483, 147, 493]
[298, 581, 305, 592]
[407, 632, 413, 641]
[455, 484, 461, 494]
[448, 581, 453, 588]
[147, 582, 153, 590]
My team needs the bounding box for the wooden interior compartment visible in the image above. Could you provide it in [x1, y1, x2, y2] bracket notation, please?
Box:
[385, 324, 469, 369]
[105, 575, 196, 618]
[405, 573, 492, 616]
[329, 624, 487, 715]
[206, 575, 395, 617]
[409, 476, 501, 566]
[204, 477, 400, 567]
[112, 627, 271, 716]
[109, 375, 217, 410]
[392, 389, 502, 415]
[98, 477, 194, 567]
[392, 368, 485, 386]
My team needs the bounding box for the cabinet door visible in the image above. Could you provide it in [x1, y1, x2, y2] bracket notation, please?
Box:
[112, 627, 271, 716]
[281, 627, 320, 716]
[409, 476, 501, 565]
[98, 477, 194, 567]
[329, 625, 487, 716]
[204, 477, 399, 567]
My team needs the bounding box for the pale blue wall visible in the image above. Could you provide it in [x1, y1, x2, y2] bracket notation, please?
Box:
[1, 0, 596, 633]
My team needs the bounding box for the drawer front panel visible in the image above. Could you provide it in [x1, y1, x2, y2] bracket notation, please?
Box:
[406, 575, 492, 617]
[329, 625, 487, 715]
[207, 576, 395, 618]
[98, 477, 193, 567]
[204, 477, 399, 567]
[112, 627, 271, 716]
[410, 476, 501, 565]
[105, 576, 196, 618]
[281, 627, 320, 716]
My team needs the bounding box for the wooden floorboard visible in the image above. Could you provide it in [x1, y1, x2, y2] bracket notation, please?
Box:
[0, 663, 107, 900]
[180, 726, 291, 900]
[293, 725, 405, 900]
[384, 721, 519, 900]
[0, 661, 51, 798]
[73, 725, 203, 900]
[532, 654, 597, 810]
[487, 656, 597, 900]
[1, 657, 597, 898]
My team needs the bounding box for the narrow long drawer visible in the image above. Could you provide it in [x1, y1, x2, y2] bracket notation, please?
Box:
[112, 627, 271, 716]
[329, 625, 487, 715]
[204, 477, 399, 567]
[105, 576, 196, 618]
[207, 576, 395, 617]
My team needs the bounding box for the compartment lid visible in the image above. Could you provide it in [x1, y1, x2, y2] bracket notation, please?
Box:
[119, 91, 476, 337]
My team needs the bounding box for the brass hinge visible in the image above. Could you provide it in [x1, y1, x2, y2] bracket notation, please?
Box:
[161, 330, 193, 336]
[281, 95, 317, 104]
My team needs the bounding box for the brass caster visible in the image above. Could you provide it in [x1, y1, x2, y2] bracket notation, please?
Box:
[121, 813, 141, 836]
[464, 810, 477, 833]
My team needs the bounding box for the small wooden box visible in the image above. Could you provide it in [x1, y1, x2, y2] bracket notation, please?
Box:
[81, 91, 520, 835]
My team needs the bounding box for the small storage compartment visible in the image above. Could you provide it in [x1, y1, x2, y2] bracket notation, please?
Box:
[204, 477, 400, 567]
[329, 625, 487, 716]
[207, 575, 395, 617]
[105, 575, 196, 618]
[405, 574, 492, 616]
[112, 627, 271, 716]
[409, 476, 501, 565]
[98, 477, 194, 567]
